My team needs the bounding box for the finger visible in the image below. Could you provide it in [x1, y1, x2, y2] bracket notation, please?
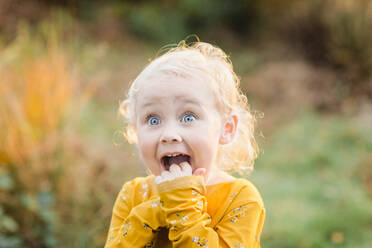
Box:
[161, 170, 173, 181]
[180, 162, 192, 176]
[193, 168, 206, 177]
[169, 164, 182, 177]
[155, 175, 163, 184]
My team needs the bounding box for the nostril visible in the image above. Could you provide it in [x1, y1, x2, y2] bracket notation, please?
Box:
[160, 135, 182, 143]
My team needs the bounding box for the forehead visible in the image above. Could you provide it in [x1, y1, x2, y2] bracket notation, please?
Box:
[136, 76, 218, 108]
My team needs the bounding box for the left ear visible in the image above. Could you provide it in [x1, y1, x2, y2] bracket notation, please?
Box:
[219, 114, 238, 145]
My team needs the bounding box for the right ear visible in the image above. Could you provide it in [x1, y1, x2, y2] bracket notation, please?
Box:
[219, 114, 238, 145]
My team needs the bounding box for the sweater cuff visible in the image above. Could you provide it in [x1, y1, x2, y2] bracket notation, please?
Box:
[157, 175, 205, 194]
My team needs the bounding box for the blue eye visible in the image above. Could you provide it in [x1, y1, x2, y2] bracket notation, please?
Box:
[181, 113, 196, 123]
[147, 116, 161, 126]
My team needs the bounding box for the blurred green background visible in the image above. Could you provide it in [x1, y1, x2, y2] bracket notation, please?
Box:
[1, 0, 372, 247]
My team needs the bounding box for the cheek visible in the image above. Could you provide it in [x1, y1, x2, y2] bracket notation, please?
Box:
[188, 128, 220, 165]
[137, 129, 156, 161]
[138, 142, 150, 160]
[137, 132, 162, 175]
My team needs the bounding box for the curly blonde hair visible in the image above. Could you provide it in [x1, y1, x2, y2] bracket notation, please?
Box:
[118, 39, 259, 174]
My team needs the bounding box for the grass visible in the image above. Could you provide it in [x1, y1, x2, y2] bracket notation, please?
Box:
[249, 111, 372, 248]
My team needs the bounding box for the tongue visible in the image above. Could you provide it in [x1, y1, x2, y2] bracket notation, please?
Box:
[169, 155, 189, 165]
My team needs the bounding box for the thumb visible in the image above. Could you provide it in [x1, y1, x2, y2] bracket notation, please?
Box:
[193, 168, 206, 177]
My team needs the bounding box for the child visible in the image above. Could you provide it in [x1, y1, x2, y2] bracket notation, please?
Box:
[105, 40, 265, 248]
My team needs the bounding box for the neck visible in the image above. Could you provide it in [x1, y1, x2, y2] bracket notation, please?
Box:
[205, 168, 235, 185]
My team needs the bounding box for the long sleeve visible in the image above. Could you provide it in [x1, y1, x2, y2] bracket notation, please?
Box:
[214, 197, 265, 248]
[157, 176, 265, 248]
[104, 179, 166, 248]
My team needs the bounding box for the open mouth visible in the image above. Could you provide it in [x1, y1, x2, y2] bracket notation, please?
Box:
[161, 154, 191, 171]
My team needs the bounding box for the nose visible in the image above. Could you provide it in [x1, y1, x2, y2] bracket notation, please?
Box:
[160, 125, 182, 144]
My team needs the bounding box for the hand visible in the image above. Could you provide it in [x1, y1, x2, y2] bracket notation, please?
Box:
[155, 162, 206, 184]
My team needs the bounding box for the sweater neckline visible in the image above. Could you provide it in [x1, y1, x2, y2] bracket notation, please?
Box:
[206, 178, 236, 187]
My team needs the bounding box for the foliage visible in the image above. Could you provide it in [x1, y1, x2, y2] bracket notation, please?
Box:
[0, 17, 79, 247]
[326, 1, 372, 85]
[3, 0, 372, 98]
[0, 13, 141, 247]
[41, 0, 262, 44]
[281, 0, 372, 96]
[126, 0, 262, 43]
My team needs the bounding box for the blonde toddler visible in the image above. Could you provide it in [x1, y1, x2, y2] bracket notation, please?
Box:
[104, 40, 265, 248]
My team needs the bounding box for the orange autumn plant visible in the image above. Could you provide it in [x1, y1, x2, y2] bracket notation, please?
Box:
[0, 24, 80, 247]
[0, 37, 74, 186]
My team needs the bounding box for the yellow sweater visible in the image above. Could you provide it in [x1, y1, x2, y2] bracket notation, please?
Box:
[104, 175, 265, 248]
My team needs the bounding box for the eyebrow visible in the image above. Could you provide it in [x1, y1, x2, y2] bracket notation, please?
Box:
[140, 96, 201, 108]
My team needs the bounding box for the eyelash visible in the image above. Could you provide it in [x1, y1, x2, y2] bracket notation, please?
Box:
[146, 115, 161, 126]
[181, 112, 197, 123]
[145, 112, 197, 126]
